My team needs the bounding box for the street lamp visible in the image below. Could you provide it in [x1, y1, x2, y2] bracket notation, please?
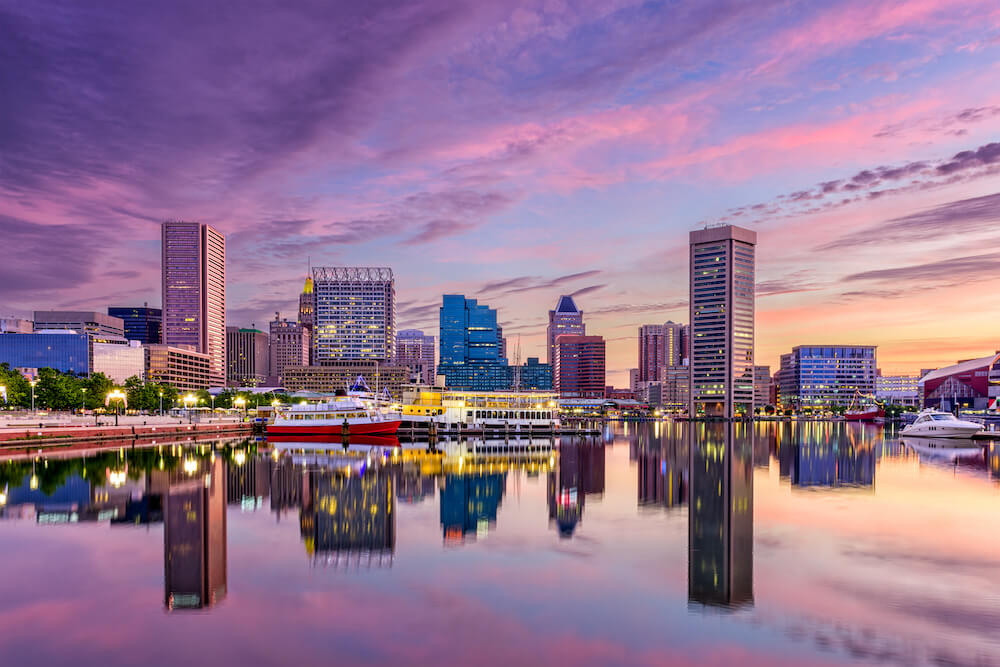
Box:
[106, 389, 127, 426]
[234, 396, 246, 420]
[0, 384, 6, 407]
[159, 390, 163, 416]
[183, 393, 197, 423]
[81, 387, 87, 413]
[29, 380, 37, 413]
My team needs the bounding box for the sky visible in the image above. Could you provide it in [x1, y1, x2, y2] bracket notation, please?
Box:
[2, 0, 1000, 386]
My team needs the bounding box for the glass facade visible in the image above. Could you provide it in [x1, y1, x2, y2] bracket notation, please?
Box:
[777, 346, 877, 409]
[689, 226, 756, 418]
[108, 306, 162, 344]
[92, 341, 145, 383]
[509, 357, 553, 391]
[438, 295, 510, 391]
[0, 332, 90, 375]
[312, 267, 394, 363]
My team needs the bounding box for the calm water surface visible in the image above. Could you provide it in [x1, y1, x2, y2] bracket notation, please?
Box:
[2, 422, 1000, 667]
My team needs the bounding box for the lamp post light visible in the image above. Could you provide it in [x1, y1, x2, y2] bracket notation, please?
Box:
[159, 390, 163, 416]
[183, 393, 197, 423]
[106, 389, 127, 427]
[29, 380, 37, 413]
[234, 396, 246, 421]
[0, 384, 6, 408]
[81, 387, 87, 413]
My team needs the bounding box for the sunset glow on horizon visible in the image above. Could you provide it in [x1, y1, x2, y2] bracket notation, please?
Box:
[4, 0, 1000, 384]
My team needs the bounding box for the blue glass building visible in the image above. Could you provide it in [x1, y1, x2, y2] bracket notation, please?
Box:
[0, 332, 90, 375]
[108, 306, 162, 344]
[508, 357, 553, 390]
[438, 295, 510, 391]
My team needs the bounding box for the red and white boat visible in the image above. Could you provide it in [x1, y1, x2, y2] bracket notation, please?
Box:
[844, 406, 884, 421]
[266, 396, 401, 436]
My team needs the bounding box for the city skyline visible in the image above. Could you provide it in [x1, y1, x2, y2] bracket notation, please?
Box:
[3, 2, 1000, 386]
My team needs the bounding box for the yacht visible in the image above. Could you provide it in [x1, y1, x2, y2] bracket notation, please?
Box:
[899, 409, 983, 439]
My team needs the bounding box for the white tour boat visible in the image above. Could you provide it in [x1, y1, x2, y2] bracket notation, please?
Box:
[267, 395, 401, 437]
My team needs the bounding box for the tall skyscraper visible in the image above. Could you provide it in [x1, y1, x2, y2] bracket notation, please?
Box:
[689, 225, 756, 418]
[268, 316, 310, 384]
[161, 221, 227, 386]
[108, 305, 162, 344]
[554, 334, 606, 398]
[226, 326, 269, 387]
[547, 296, 585, 365]
[298, 274, 314, 363]
[312, 267, 394, 363]
[396, 329, 436, 384]
[438, 295, 509, 391]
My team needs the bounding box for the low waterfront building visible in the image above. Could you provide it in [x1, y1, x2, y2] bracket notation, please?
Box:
[646, 366, 690, 412]
[226, 326, 269, 387]
[554, 334, 605, 398]
[0, 331, 91, 375]
[509, 357, 553, 391]
[33, 310, 125, 338]
[875, 374, 920, 407]
[282, 362, 411, 398]
[93, 339, 145, 383]
[144, 344, 212, 391]
[108, 305, 162, 344]
[776, 345, 877, 410]
[918, 353, 1000, 410]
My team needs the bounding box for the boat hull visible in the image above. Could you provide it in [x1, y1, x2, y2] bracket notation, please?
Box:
[844, 409, 882, 421]
[899, 425, 982, 439]
[266, 420, 401, 436]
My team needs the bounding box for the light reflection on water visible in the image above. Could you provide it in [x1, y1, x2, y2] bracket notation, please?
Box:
[1, 422, 999, 666]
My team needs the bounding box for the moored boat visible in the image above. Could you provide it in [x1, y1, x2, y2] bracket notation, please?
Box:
[899, 409, 984, 439]
[266, 395, 401, 436]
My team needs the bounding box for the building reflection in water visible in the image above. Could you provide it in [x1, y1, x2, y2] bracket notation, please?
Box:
[163, 456, 228, 611]
[547, 439, 605, 538]
[300, 468, 396, 568]
[632, 423, 688, 511]
[772, 423, 876, 490]
[688, 422, 753, 609]
[440, 472, 505, 544]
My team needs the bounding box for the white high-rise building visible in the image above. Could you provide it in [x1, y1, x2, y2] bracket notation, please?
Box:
[689, 225, 756, 418]
[312, 267, 395, 363]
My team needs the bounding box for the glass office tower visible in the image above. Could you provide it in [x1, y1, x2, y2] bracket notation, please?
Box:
[108, 306, 162, 344]
[438, 295, 509, 391]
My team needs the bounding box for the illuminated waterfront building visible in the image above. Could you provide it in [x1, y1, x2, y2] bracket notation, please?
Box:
[875, 374, 920, 407]
[164, 457, 227, 610]
[161, 221, 227, 386]
[144, 344, 211, 391]
[312, 266, 395, 363]
[396, 329, 436, 384]
[918, 353, 1000, 410]
[688, 225, 756, 418]
[776, 346, 877, 410]
[438, 295, 509, 391]
[554, 334, 605, 398]
[226, 327, 269, 387]
[281, 361, 410, 397]
[688, 423, 753, 608]
[753, 365, 772, 409]
[509, 357, 553, 391]
[546, 296, 585, 366]
[108, 305, 162, 344]
[268, 316, 310, 385]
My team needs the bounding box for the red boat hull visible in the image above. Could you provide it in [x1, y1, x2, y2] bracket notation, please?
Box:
[844, 409, 882, 421]
[266, 420, 401, 436]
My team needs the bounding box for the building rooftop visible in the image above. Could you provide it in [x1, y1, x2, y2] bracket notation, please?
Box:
[919, 353, 1000, 384]
[554, 295, 580, 314]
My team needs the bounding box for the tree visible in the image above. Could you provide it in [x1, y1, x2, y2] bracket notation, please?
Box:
[0, 363, 30, 408]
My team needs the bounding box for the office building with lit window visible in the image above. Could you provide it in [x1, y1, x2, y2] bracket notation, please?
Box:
[546, 296, 585, 366]
[312, 267, 395, 363]
[438, 295, 510, 391]
[396, 329, 436, 384]
[161, 221, 226, 386]
[689, 225, 756, 418]
[108, 305, 162, 344]
[776, 345, 877, 409]
[554, 334, 605, 398]
[638, 321, 684, 383]
[268, 317, 310, 385]
[226, 327, 269, 387]
[144, 344, 212, 391]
